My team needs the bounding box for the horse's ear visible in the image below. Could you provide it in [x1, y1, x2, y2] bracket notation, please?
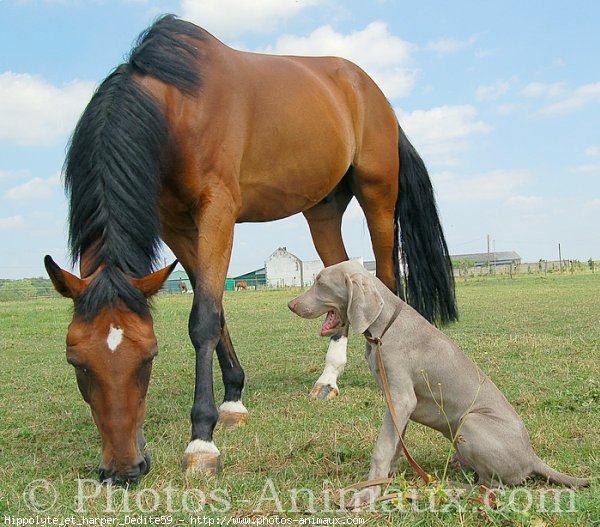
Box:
[130, 261, 178, 298]
[44, 255, 86, 299]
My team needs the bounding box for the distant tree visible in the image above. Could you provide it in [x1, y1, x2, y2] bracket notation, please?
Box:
[452, 259, 475, 281]
[0, 280, 37, 301]
[509, 259, 519, 279]
[589, 258, 595, 273]
[30, 277, 54, 297]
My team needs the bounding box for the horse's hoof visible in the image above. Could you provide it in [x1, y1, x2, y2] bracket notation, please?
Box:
[182, 440, 220, 475]
[217, 401, 249, 429]
[182, 452, 221, 475]
[218, 411, 249, 428]
[309, 383, 339, 400]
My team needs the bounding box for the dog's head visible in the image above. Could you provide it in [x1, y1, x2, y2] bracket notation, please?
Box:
[288, 261, 384, 336]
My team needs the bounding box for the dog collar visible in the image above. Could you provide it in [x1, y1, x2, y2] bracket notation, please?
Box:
[364, 301, 403, 345]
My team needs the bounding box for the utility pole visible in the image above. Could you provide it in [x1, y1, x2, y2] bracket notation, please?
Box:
[558, 243, 562, 273]
[487, 234, 491, 275]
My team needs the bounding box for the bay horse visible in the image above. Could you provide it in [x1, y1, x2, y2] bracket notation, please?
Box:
[178, 278, 188, 293]
[45, 15, 457, 483]
[235, 281, 248, 291]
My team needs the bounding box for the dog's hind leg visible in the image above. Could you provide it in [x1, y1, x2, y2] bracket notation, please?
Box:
[455, 412, 532, 487]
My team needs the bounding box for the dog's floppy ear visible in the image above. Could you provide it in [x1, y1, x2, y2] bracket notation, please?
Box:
[345, 272, 384, 334]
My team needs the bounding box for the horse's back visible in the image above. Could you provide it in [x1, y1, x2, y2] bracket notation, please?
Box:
[142, 32, 398, 221]
[227, 51, 398, 219]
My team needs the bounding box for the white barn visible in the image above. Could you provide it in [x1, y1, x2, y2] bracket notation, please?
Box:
[265, 247, 366, 288]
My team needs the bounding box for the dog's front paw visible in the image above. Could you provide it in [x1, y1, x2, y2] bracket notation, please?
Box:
[344, 487, 381, 511]
[309, 382, 339, 400]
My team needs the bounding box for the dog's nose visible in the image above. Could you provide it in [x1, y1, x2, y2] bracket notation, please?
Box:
[288, 299, 298, 312]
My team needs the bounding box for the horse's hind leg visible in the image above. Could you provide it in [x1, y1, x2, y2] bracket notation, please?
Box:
[352, 165, 399, 294]
[215, 313, 248, 428]
[303, 184, 352, 400]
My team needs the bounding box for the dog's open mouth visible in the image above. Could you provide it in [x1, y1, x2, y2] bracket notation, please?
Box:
[320, 310, 342, 336]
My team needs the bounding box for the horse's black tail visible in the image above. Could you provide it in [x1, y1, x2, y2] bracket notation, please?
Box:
[393, 126, 458, 325]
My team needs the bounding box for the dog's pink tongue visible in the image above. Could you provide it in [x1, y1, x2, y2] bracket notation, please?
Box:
[320, 311, 336, 336]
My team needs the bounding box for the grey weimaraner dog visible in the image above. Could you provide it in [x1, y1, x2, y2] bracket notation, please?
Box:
[288, 261, 589, 508]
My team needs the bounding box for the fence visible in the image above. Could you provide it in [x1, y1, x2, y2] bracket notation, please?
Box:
[1, 260, 598, 301]
[453, 259, 598, 279]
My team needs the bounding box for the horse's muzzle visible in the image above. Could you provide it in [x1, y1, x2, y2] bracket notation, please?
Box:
[98, 451, 151, 485]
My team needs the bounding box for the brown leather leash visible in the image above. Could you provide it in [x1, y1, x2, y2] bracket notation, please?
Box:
[362, 301, 432, 485]
[340, 301, 499, 508]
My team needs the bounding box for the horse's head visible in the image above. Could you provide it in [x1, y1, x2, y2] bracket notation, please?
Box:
[44, 256, 176, 484]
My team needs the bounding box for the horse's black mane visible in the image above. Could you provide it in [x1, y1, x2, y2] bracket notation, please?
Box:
[65, 15, 204, 318]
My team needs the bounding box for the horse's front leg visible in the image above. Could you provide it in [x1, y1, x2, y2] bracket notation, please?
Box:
[215, 313, 248, 427]
[180, 202, 238, 474]
[181, 290, 223, 474]
[309, 327, 349, 400]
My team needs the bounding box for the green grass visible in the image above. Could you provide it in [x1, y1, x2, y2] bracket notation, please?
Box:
[0, 273, 598, 525]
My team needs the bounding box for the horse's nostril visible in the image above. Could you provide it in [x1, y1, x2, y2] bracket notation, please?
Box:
[138, 458, 148, 476]
[143, 451, 151, 474]
[97, 459, 148, 485]
[98, 467, 115, 485]
[288, 299, 297, 311]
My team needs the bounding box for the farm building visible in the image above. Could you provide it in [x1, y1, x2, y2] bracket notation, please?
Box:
[164, 269, 236, 292]
[264, 247, 367, 288]
[451, 251, 521, 267]
[165, 248, 523, 293]
[164, 270, 192, 293]
[265, 247, 321, 287]
[232, 268, 266, 289]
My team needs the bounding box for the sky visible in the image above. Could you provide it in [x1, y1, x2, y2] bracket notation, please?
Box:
[1, 0, 599, 279]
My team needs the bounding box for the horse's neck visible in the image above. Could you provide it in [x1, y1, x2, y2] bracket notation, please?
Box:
[79, 244, 103, 278]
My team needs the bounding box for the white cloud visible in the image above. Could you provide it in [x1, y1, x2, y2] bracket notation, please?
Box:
[0, 216, 25, 231]
[584, 145, 599, 157]
[506, 195, 545, 209]
[4, 175, 61, 201]
[475, 80, 511, 101]
[521, 82, 566, 98]
[539, 82, 600, 116]
[180, 0, 321, 38]
[521, 81, 600, 116]
[395, 105, 491, 167]
[496, 103, 522, 116]
[475, 48, 495, 59]
[0, 72, 95, 147]
[584, 199, 600, 210]
[427, 35, 478, 55]
[569, 163, 600, 175]
[432, 169, 531, 202]
[0, 170, 29, 182]
[265, 22, 417, 99]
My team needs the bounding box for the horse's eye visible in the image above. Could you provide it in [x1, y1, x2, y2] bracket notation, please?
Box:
[69, 361, 89, 375]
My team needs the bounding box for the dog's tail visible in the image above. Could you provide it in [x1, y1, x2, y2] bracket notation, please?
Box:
[394, 125, 458, 325]
[532, 459, 590, 488]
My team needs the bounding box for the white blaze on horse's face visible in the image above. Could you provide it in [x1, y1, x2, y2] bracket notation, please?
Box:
[107, 324, 124, 353]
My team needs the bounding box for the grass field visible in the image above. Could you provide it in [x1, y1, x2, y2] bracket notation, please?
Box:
[0, 273, 598, 525]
